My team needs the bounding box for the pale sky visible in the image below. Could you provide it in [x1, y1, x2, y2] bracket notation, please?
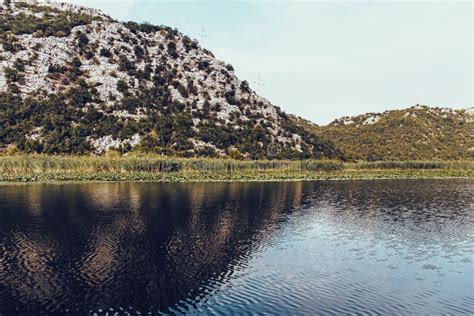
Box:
[66, 0, 472, 124]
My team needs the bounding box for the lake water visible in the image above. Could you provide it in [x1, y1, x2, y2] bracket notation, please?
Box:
[0, 180, 472, 314]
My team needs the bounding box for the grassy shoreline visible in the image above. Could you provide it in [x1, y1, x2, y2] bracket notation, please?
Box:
[0, 155, 472, 183]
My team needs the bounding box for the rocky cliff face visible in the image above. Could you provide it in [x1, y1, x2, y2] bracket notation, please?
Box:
[0, 1, 342, 159]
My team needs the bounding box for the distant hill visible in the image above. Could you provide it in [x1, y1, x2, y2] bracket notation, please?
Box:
[0, 0, 342, 160]
[293, 105, 473, 161]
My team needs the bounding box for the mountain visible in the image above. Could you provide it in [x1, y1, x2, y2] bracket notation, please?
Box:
[294, 105, 473, 161]
[0, 0, 343, 160]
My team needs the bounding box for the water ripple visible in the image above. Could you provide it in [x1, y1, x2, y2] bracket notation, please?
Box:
[0, 180, 472, 314]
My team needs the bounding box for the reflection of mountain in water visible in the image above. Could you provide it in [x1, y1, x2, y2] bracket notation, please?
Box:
[0, 182, 305, 313]
[0, 180, 472, 314]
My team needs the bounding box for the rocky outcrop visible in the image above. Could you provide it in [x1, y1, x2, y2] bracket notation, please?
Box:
[0, 1, 342, 158]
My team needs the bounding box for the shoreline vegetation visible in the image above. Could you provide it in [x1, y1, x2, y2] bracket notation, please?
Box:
[0, 155, 472, 183]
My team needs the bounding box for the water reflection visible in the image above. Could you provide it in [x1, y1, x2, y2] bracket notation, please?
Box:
[0, 180, 472, 314]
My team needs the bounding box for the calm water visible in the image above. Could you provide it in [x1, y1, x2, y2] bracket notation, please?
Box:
[0, 180, 473, 315]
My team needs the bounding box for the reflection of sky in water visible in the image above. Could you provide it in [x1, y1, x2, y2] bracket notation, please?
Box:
[199, 204, 473, 314]
[0, 180, 472, 314]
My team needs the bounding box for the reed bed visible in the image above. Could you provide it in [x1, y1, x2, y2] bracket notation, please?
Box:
[0, 155, 344, 174]
[347, 161, 474, 170]
[0, 155, 472, 182]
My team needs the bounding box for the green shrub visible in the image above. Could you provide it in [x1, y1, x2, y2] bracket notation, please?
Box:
[117, 80, 129, 94]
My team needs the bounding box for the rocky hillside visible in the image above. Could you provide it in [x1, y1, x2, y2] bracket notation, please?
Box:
[295, 105, 473, 161]
[0, 0, 343, 159]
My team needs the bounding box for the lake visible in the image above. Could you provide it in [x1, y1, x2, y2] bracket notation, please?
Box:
[0, 180, 472, 314]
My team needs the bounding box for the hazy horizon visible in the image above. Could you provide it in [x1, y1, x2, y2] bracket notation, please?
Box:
[66, 0, 472, 124]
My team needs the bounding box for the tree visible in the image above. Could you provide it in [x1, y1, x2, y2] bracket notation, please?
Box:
[70, 57, 83, 81]
[240, 80, 250, 93]
[117, 80, 129, 95]
[5, 68, 23, 83]
[67, 80, 92, 107]
[174, 113, 194, 138]
[76, 32, 89, 49]
[155, 116, 174, 145]
[167, 41, 178, 59]
[134, 46, 145, 59]
[13, 58, 25, 72]
[121, 97, 143, 113]
[100, 48, 112, 58]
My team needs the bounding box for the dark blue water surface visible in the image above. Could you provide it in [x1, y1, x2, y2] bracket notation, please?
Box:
[0, 179, 472, 315]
